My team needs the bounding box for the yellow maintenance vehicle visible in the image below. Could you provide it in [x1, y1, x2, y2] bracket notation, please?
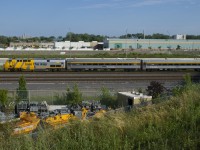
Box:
[44, 113, 77, 129]
[11, 106, 106, 135]
[3, 58, 34, 71]
[12, 112, 40, 135]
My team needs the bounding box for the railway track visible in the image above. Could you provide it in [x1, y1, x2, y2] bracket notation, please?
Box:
[0, 72, 199, 82]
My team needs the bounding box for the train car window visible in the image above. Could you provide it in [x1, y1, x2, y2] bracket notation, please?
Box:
[35, 63, 39, 65]
[56, 65, 61, 67]
[24, 60, 27, 62]
[47, 60, 50, 62]
[50, 65, 55, 67]
[28, 60, 31, 62]
[17, 60, 19, 62]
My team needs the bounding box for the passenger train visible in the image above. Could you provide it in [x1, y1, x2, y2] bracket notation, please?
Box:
[3, 58, 200, 72]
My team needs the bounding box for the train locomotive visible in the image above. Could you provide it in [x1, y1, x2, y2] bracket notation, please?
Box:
[3, 58, 65, 72]
[3, 58, 200, 72]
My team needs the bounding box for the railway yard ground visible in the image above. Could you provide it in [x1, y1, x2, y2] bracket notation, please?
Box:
[0, 71, 198, 98]
[0, 48, 200, 58]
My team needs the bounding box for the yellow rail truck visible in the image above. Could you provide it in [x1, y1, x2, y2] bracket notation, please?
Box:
[44, 113, 77, 129]
[12, 112, 40, 135]
[3, 58, 34, 71]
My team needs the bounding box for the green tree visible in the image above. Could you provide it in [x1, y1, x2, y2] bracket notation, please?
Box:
[146, 81, 165, 99]
[54, 84, 82, 105]
[0, 89, 8, 112]
[176, 45, 181, 50]
[16, 75, 28, 103]
[67, 84, 82, 105]
[99, 87, 117, 108]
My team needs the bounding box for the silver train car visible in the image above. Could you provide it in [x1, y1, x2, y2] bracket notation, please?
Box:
[65, 58, 141, 71]
[142, 58, 200, 71]
[34, 59, 65, 71]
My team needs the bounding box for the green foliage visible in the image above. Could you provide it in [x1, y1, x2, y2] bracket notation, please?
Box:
[120, 33, 170, 39]
[137, 88, 143, 93]
[16, 75, 28, 102]
[67, 84, 82, 105]
[64, 32, 106, 42]
[184, 73, 192, 86]
[54, 84, 82, 105]
[0, 35, 55, 47]
[146, 81, 165, 100]
[99, 87, 117, 108]
[0, 50, 197, 59]
[172, 85, 184, 96]
[1, 83, 200, 149]
[0, 89, 8, 111]
[176, 45, 181, 50]
[172, 74, 192, 96]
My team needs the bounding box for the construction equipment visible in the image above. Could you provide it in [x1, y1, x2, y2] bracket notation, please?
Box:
[10, 102, 107, 135]
[12, 112, 40, 135]
[81, 107, 88, 120]
[93, 109, 106, 119]
[43, 113, 76, 129]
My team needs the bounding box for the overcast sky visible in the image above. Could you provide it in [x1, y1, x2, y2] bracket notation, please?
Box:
[0, 0, 199, 37]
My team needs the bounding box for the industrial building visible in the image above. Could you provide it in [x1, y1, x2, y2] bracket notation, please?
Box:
[117, 91, 152, 108]
[54, 41, 102, 50]
[10, 42, 54, 49]
[104, 38, 200, 50]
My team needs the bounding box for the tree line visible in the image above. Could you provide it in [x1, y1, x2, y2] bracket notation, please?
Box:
[1, 33, 200, 48]
[120, 33, 200, 40]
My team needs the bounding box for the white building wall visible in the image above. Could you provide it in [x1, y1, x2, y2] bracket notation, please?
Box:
[54, 41, 91, 49]
[174, 34, 186, 40]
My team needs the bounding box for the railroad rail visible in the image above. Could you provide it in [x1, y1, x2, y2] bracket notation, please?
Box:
[0, 72, 199, 82]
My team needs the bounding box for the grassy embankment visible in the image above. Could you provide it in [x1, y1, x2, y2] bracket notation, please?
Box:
[0, 52, 199, 58]
[0, 83, 200, 149]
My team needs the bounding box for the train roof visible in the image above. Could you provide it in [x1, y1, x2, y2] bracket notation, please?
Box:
[140, 58, 200, 60]
[142, 58, 200, 62]
[66, 58, 141, 63]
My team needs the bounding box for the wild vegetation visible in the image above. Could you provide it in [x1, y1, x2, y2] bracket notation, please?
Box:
[0, 51, 198, 59]
[54, 84, 83, 105]
[0, 77, 200, 149]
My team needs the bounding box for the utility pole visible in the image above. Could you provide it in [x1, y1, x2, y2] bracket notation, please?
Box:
[126, 29, 128, 58]
[143, 30, 145, 39]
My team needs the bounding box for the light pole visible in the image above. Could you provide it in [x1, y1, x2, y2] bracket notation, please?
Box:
[68, 28, 72, 58]
[125, 29, 128, 58]
[167, 31, 171, 51]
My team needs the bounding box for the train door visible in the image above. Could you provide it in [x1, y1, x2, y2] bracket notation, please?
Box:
[127, 98, 133, 108]
[141, 60, 146, 71]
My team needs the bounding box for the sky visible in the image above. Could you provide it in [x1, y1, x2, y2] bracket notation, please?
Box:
[0, 0, 200, 37]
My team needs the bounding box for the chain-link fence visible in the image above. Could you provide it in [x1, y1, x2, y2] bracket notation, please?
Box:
[6, 89, 118, 105]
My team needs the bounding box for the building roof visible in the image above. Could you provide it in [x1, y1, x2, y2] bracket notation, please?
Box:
[118, 92, 152, 99]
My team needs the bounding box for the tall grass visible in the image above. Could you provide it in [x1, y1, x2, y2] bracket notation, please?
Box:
[0, 84, 200, 149]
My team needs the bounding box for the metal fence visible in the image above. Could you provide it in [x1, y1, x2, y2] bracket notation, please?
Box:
[6, 90, 117, 105]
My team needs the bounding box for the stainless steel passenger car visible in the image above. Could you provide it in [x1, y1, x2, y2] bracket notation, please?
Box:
[142, 58, 200, 71]
[66, 58, 141, 71]
[34, 59, 65, 71]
